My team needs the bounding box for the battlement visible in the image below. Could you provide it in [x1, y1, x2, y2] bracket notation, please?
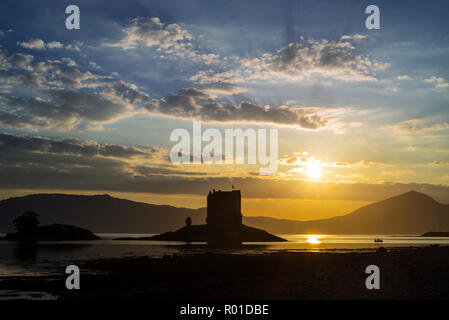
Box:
[207, 189, 242, 227]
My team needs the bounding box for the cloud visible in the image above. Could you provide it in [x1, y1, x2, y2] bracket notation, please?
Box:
[104, 17, 194, 57]
[191, 37, 389, 84]
[279, 152, 387, 169]
[61, 57, 77, 67]
[1, 36, 353, 131]
[18, 39, 45, 50]
[430, 161, 449, 166]
[0, 88, 140, 130]
[65, 41, 83, 51]
[8, 53, 34, 71]
[104, 17, 191, 50]
[1, 134, 449, 203]
[2, 44, 335, 130]
[0, 133, 162, 159]
[103, 17, 221, 65]
[340, 34, 367, 41]
[89, 61, 101, 69]
[0, 133, 172, 190]
[0, 29, 13, 37]
[144, 88, 329, 129]
[0, 45, 7, 62]
[394, 119, 449, 135]
[46, 41, 64, 49]
[0, 48, 151, 130]
[1, 133, 449, 203]
[423, 76, 449, 89]
[18, 39, 66, 50]
[0, 47, 337, 131]
[4, 57, 107, 91]
[199, 86, 247, 98]
[397, 75, 410, 81]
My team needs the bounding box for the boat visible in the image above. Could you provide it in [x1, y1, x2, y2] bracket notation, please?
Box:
[374, 238, 383, 243]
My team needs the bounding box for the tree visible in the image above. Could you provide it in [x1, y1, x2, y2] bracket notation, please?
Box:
[185, 216, 192, 227]
[13, 211, 40, 234]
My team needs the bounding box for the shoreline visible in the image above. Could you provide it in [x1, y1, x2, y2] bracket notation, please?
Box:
[1, 245, 449, 300]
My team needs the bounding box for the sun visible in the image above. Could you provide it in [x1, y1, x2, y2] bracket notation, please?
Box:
[305, 158, 322, 180]
[306, 235, 322, 244]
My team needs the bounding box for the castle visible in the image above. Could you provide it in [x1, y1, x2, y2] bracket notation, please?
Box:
[147, 188, 286, 244]
[207, 189, 242, 227]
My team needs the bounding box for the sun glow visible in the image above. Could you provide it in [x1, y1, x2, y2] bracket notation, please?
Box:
[306, 235, 322, 244]
[305, 158, 322, 180]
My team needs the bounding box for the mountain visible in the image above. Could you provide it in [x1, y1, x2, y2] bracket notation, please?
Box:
[246, 191, 449, 234]
[0, 191, 448, 234]
[0, 194, 206, 233]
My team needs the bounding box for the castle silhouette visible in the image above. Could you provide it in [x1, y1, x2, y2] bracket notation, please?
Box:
[206, 189, 243, 246]
[145, 188, 286, 245]
[207, 189, 242, 227]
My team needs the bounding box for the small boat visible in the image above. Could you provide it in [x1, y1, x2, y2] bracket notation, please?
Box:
[374, 238, 383, 243]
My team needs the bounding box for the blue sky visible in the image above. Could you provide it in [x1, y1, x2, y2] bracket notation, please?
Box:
[1, 0, 449, 217]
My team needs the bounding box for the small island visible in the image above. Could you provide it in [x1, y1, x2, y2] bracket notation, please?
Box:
[422, 232, 449, 237]
[117, 224, 285, 242]
[5, 211, 101, 241]
[117, 189, 286, 245]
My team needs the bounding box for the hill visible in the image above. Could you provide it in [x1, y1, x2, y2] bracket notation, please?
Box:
[1, 191, 448, 234]
[245, 191, 449, 234]
[0, 194, 206, 233]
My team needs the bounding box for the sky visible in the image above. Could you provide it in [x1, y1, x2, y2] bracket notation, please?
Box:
[0, 0, 449, 220]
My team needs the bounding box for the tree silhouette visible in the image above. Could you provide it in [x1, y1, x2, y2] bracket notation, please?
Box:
[13, 211, 40, 234]
[185, 216, 192, 227]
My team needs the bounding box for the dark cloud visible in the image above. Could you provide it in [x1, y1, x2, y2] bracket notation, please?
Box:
[1, 90, 129, 129]
[1, 45, 330, 130]
[8, 53, 33, 70]
[1, 133, 449, 203]
[0, 49, 149, 129]
[0, 133, 158, 159]
[144, 88, 328, 129]
[0, 112, 51, 128]
[0, 46, 7, 62]
[103, 81, 150, 104]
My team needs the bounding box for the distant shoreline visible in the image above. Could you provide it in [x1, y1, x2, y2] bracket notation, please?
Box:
[422, 232, 449, 237]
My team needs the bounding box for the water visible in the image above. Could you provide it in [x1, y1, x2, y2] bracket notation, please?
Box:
[1, 233, 449, 277]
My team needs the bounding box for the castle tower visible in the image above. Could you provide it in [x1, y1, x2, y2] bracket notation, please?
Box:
[206, 189, 242, 227]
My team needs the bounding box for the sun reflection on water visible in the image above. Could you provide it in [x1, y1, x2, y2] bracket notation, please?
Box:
[306, 235, 323, 244]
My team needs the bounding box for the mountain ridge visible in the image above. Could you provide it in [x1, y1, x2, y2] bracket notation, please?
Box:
[0, 193, 206, 233]
[1, 190, 448, 234]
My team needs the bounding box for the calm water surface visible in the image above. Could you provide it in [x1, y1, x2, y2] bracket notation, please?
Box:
[1, 233, 449, 277]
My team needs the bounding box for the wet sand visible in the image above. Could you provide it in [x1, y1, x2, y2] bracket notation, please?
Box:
[1, 246, 449, 300]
